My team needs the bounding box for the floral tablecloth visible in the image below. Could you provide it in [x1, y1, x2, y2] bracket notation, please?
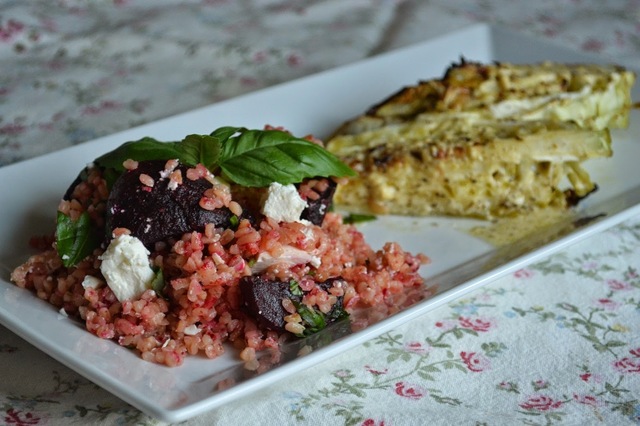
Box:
[1, 1, 639, 425]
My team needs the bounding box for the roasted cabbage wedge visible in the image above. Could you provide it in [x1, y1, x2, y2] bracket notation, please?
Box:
[327, 60, 634, 219]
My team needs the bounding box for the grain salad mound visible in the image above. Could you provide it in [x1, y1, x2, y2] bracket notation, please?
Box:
[11, 126, 430, 369]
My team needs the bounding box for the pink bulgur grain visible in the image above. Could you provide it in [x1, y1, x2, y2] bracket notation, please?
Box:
[139, 173, 155, 187]
[123, 159, 139, 170]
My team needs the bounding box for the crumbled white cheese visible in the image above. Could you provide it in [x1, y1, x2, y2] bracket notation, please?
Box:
[251, 245, 321, 274]
[167, 179, 179, 191]
[183, 325, 200, 336]
[158, 159, 179, 179]
[300, 226, 315, 243]
[261, 182, 308, 223]
[99, 234, 155, 302]
[81, 275, 104, 289]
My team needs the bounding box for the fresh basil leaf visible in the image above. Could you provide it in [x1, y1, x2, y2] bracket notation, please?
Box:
[326, 304, 349, 323]
[180, 134, 221, 170]
[94, 137, 185, 172]
[289, 280, 303, 297]
[294, 302, 327, 337]
[102, 167, 121, 191]
[342, 213, 377, 224]
[56, 211, 101, 268]
[93, 127, 355, 188]
[94, 134, 222, 176]
[151, 268, 165, 297]
[210, 126, 243, 143]
[218, 128, 357, 187]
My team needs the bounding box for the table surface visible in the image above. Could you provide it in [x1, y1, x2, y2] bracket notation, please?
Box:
[1, 1, 640, 425]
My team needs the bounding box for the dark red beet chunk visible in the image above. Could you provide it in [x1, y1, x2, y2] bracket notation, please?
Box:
[239, 276, 291, 331]
[239, 275, 346, 334]
[299, 178, 337, 226]
[106, 160, 236, 249]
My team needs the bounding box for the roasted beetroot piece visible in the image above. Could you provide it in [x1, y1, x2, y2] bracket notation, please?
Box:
[299, 178, 337, 226]
[239, 275, 347, 336]
[106, 160, 237, 248]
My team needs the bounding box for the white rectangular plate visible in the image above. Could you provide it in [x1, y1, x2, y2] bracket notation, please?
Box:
[1, 24, 639, 423]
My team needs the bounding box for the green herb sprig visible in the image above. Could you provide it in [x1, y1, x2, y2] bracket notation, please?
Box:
[292, 300, 349, 338]
[342, 213, 377, 224]
[95, 126, 356, 187]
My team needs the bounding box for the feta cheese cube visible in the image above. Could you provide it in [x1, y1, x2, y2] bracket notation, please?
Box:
[99, 234, 155, 302]
[261, 182, 307, 223]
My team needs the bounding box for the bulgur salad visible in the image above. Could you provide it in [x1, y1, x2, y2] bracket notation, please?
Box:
[11, 126, 430, 369]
